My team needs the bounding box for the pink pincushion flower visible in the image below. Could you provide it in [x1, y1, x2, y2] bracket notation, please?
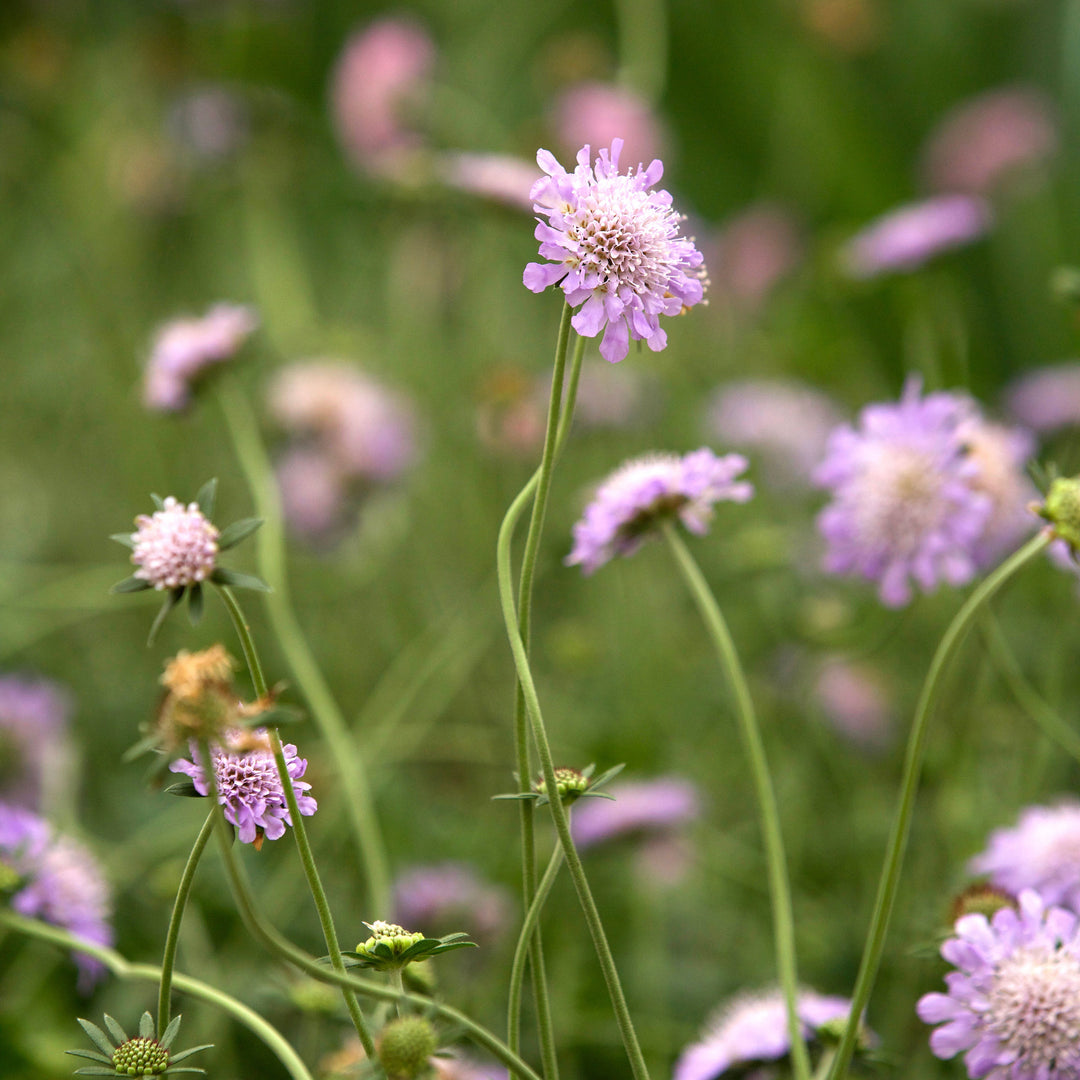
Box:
[523, 139, 707, 362]
[551, 83, 665, 168]
[570, 777, 699, 848]
[131, 497, 219, 591]
[813, 658, 893, 750]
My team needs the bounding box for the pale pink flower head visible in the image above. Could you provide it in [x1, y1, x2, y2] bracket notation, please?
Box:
[921, 86, 1058, 195]
[392, 862, 511, 943]
[131, 497, 219, 591]
[551, 82, 665, 168]
[1004, 362, 1080, 434]
[438, 152, 540, 210]
[331, 17, 434, 178]
[523, 139, 707, 362]
[571, 777, 699, 848]
[710, 203, 803, 309]
[144, 302, 258, 412]
[813, 658, 893, 750]
[275, 448, 349, 542]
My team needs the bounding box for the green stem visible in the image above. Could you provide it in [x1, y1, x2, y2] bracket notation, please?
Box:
[213, 588, 376, 1059]
[390, 967, 405, 1018]
[217, 378, 391, 915]
[210, 823, 545, 1080]
[826, 530, 1051, 1080]
[508, 842, 565, 1054]
[0, 911, 315, 1080]
[662, 524, 809, 1080]
[157, 809, 217, 1038]
[614, 0, 668, 101]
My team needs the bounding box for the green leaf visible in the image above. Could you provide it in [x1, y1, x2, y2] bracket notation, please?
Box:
[73, 1067, 119, 1075]
[147, 588, 184, 646]
[110, 533, 135, 549]
[194, 478, 218, 519]
[429, 941, 479, 955]
[187, 583, 204, 624]
[111, 576, 152, 594]
[169, 1044, 213, 1064]
[167, 1068, 208, 1075]
[491, 792, 541, 802]
[150, 493, 165, 511]
[587, 763, 626, 791]
[159, 1015, 183, 1050]
[102, 1015, 128, 1046]
[210, 568, 271, 592]
[244, 704, 304, 727]
[163, 781, 203, 798]
[122, 733, 161, 763]
[138, 1012, 154, 1040]
[436, 932, 472, 944]
[217, 517, 264, 551]
[397, 938, 444, 962]
[64, 1050, 113, 1065]
[77, 1019, 115, 1057]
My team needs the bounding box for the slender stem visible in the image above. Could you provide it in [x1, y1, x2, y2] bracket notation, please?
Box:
[662, 524, 809, 1080]
[213, 586, 376, 1059]
[217, 378, 391, 915]
[390, 968, 405, 1018]
[157, 809, 216, 1037]
[0, 911, 315, 1080]
[826, 530, 1051, 1080]
[508, 842, 565, 1054]
[210, 824, 545, 1080]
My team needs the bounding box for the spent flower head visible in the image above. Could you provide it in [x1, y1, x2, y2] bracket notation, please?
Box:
[68, 1012, 210, 1077]
[918, 889, 1080, 1080]
[566, 448, 752, 574]
[523, 138, 707, 362]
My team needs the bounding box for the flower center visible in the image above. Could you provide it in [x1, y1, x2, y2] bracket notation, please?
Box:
[986, 946, 1080, 1069]
[852, 446, 946, 555]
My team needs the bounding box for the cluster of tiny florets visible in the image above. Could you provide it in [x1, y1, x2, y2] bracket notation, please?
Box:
[131, 499, 219, 590]
[112, 1037, 170, 1076]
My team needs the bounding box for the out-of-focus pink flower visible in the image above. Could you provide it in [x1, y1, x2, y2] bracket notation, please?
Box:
[1005, 362, 1080, 434]
[392, 863, 511, 944]
[275, 448, 348, 542]
[921, 86, 1058, 195]
[330, 17, 435, 179]
[551, 82, 666, 167]
[709, 203, 803, 309]
[438, 152, 540, 210]
[167, 85, 248, 161]
[571, 777, 700, 847]
[813, 658, 893, 750]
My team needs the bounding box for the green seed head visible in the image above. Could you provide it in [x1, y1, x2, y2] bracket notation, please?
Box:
[378, 1016, 437, 1079]
[1041, 476, 1080, 552]
[111, 1037, 170, 1076]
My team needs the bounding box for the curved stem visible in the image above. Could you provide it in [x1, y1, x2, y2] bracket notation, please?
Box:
[217, 379, 391, 915]
[662, 524, 809, 1080]
[0, 911, 315, 1080]
[158, 809, 216, 1038]
[216, 584, 269, 699]
[826, 530, 1051, 1080]
[508, 842, 565, 1053]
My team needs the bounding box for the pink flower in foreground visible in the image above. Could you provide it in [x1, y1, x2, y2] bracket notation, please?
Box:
[131, 497, 219, 591]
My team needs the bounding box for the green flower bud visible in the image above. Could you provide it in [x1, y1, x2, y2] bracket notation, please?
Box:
[112, 1037, 170, 1076]
[1040, 475, 1080, 552]
[378, 1016, 437, 1079]
[535, 767, 589, 803]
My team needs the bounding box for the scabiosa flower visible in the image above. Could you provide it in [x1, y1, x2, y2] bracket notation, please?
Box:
[0, 674, 71, 809]
[131, 498, 219, 591]
[392, 863, 510, 944]
[570, 777, 699, 848]
[813, 379, 992, 607]
[842, 194, 991, 278]
[143, 303, 257, 412]
[523, 138, 707, 362]
[674, 989, 858, 1080]
[1005, 362, 1080, 434]
[918, 889, 1080, 1079]
[0, 802, 113, 989]
[566, 449, 753, 574]
[707, 203, 804, 311]
[551, 83, 666, 168]
[169, 728, 316, 848]
[969, 803, 1080, 915]
[812, 657, 893, 750]
[68, 1012, 211, 1077]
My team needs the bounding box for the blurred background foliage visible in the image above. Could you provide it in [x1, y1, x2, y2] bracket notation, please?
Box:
[2, 0, 1080, 1077]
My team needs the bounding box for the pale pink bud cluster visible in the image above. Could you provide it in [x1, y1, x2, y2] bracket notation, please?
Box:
[131, 498, 219, 590]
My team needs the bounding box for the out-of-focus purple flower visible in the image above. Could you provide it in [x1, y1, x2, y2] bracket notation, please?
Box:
[551, 82, 665, 168]
[674, 989, 857, 1080]
[392, 863, 510, 943]
[167, 85, 248, 161]
[0, 674, 71, 809]
[275, 448, 349, 542]
[0, 802, 113, 989]
[131, 497, 219, 591]
[813, 379, 992, 606]
[970, 803, 1080, 914]
[1005, 362, 1080, 434]
[570, 777, 699, 848]
[709, 203, 803, 309]
[566, 449, 753, 574]
[433, 1057, 509, 1080]
[330, 17, 434, 179]
[170, 729, 316, 846]
[523, 139, 707, 363]
[706, 379, 842, 487]
[438, 152, 540, 210]
[842, 194, 991, 278]
[921, 86, 1058, 195]
[813, 658, 893, 750]
[917, 889, 1080, 1080]
[143, 303, 258, 412]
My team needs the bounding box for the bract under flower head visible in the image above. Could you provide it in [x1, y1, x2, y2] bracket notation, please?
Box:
[566, 448, 753, 574]
[523, 139, 707, 362]
[813, 379, 992, 607]
[917, 889, 1080, 1080]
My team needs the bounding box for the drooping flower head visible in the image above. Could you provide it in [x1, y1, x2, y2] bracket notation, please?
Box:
[970, 803, 1080, 915]
[674, 988, 858, 1080]
[0, 674, 71, 809]
[918, 889, 1080, 1080]
[131, 497, 219, 591]
[523, 139, 707, 362]
[169, 728, 316, 848]
[813, 379, 992, 606]
[0, 802, 113, 989]
[567, 448, 752, 574]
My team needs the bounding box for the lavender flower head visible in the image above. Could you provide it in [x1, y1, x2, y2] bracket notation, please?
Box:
[917, 889, 1080, 1079]
[392, 863, 510, 943]
[143, 302, 257, 412]
[570, 777, 700, 849]
[813, 379, 992, 606]
[551, 83, 665, 168]
[812, 658, 893, 750]
[674, 989, 856, 1080]
[170, 728, 316, 846]
[131, 497, 219, 590]
[970, 803, 1080, 915]
[1005, 362, 1080, 434]
[523, 139, 707, 362]
[0, 802, 113, 988]
[842, 194, 991, 278]
[567, 449, 753, 574]
[0, 674, 71, 809]
[438, 152, 540, 210]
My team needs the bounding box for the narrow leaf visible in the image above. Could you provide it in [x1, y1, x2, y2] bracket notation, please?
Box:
[150, 493, 165, 511]
[163, 781, 203, 798]
[210, 568, 271, 592]
[167, 1068, 208, 1075]
[217, 517, 264, 551]
[111, 577, 152, 594]
[159, 1014, 183, 1050]
[102, 1015, 128, 1045]
[430, 941, 479, 955]
[73, 1066, 119, 1075]
[110, 533, 135, 549]
[398, 939, 443, 962]
[147, 589, 184, 646]
[64, 1050, 113, 1064]
[169, 1044, 213, 1063]
[187, 583, 204, 625]
[437, 932, 472, 944]
[194, 478, 218, 519]
[138, 1012, 154, 1039]
[76, 1019, 115, 1057]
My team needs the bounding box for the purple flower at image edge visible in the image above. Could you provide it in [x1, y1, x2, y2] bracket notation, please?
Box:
[566, 449, 753, 574]
[918, 890, 1080, 1080]
[0, 674, 71, 808]
[523, 139, 707, 362]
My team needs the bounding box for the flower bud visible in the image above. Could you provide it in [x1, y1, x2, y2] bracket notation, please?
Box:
[377, 1016, 437, 1079]
[1038, 475, 1080, 552]
[535, 767, 589, 803]
[111, 1037, 170, 1076]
